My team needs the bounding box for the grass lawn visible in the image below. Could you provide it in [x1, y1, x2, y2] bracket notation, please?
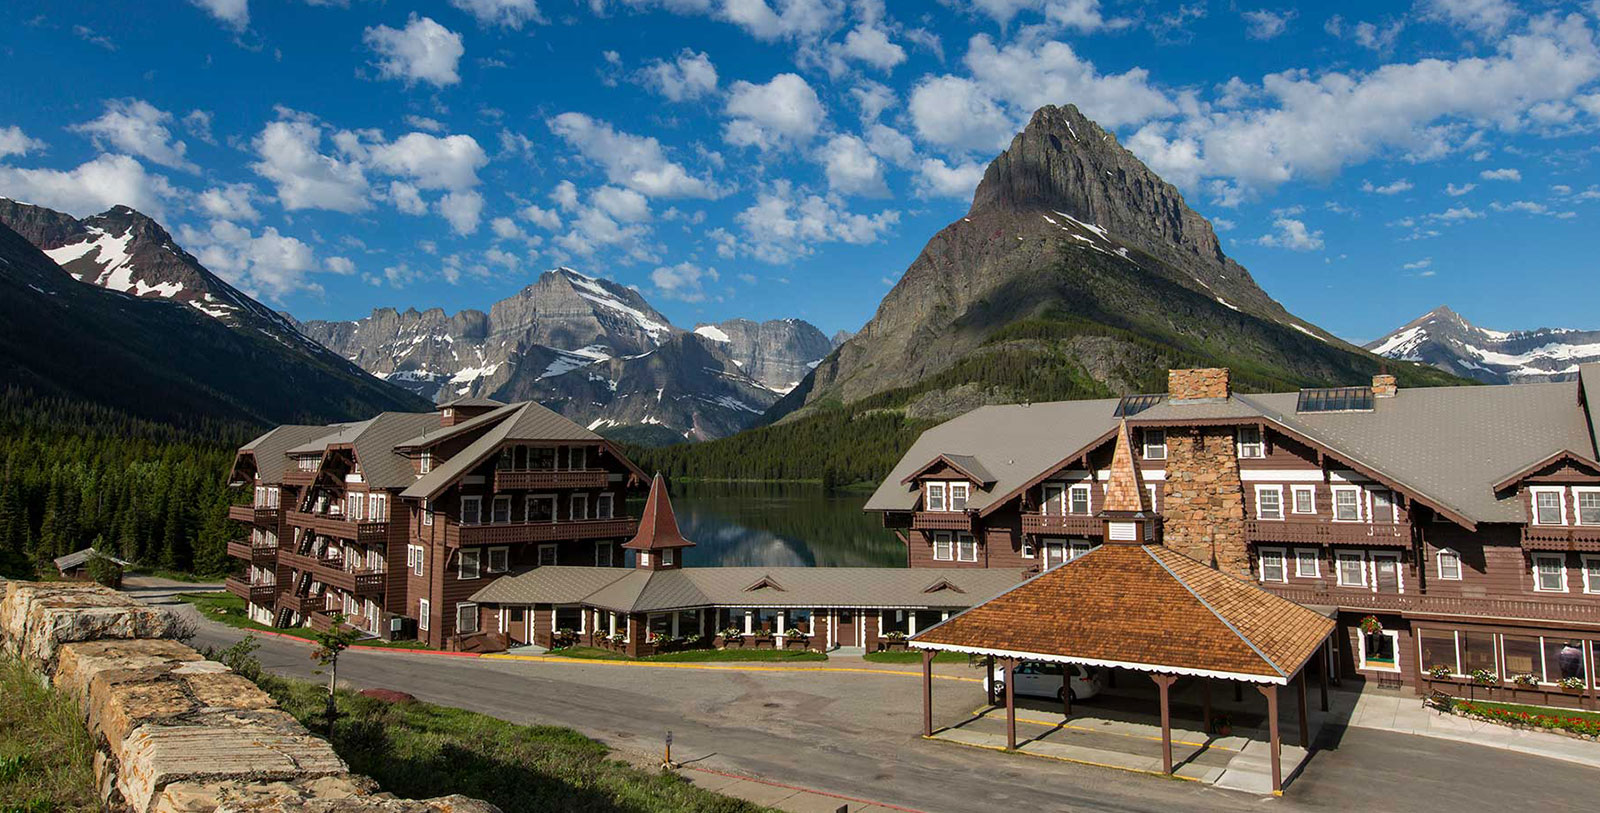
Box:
[130, 568, 224, 583]
[552, 646, 828, 663]
[175, 592, 431, 650]
[862, 650, 968, 665]
[1457, 699, 1600, 724]
[0, 655, 97, 813]
[260, 674, 770, 813]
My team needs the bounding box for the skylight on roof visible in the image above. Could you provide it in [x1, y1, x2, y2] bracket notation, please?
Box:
[1113, 394, 1164, 418]
[1297, 387, 1375, 413]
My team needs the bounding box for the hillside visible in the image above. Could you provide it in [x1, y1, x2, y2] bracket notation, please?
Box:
[1367, 306, 1600, 383]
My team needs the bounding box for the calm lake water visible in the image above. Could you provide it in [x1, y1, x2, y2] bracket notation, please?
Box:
[632, 481, 906, 568]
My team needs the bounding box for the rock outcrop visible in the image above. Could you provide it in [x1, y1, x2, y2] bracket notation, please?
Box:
[692, 318, 833, 394]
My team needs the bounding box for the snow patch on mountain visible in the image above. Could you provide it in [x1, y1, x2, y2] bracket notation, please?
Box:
[1366, 306, 1600, 383]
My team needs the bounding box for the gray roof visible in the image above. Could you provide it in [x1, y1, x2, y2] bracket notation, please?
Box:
[471, 566, 1029, 613]
[439, 396, 506, 408]
[1582, 364, 1600, 459]
[239, 424, 342, 482]
[54, 547, 129, 571]
[394, 402, 521, 449]
[400, 402, 604, 500]
[278, 412, 440, 490]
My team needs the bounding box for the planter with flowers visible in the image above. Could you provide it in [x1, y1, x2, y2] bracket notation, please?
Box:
[1426, 664, 1454, 680]
[783, 628, 811, 649]
[880, 631, 909, 651]
[752, 629, 776, 649]
[1560, 676, 1587, 694]
[717, 626, 745, 648]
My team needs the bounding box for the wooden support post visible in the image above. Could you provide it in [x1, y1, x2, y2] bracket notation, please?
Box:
[1062, 668, 1071, 717]
[922, 648, 934, 737]
[1257, 684, 1282, 794]
[1004, 658, 1017, 750]
[1297, 668, 1309, 749]
[1201, 679, 1212, 735]
[1318, 646, 1330, 712]
[986, 656, 996, 706]
[1152, 674, 1176, 775]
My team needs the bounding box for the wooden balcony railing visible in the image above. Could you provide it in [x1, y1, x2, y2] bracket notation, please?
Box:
[230, 505, 283, 526]
[446, 516, 637, 547]
[275, 592, 322, 615]
[286, 511, 388, 543]
[1522, 525, 1600, 552]
[354, 571, 386, 595]
[227, 504, 255, 523]
[1245, 519, 1412, 547]
[282, 470, 318, 487]
[307, 611, 334, 632]
[1266, 584, 1600, 625]
[225, 539, 278, 565]
[1021, 513, 1105, 536]
[910, 511, 976, 532]
[493, 468, 611, 491]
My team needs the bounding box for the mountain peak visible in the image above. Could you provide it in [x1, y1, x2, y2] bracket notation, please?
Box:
[1367, 306, 1600, 383]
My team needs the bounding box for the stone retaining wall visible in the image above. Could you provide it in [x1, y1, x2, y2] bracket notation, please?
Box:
[0, 581, 499, 813]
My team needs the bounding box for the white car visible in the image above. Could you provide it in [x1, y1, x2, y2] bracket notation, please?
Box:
[985, 661, 1104, 703]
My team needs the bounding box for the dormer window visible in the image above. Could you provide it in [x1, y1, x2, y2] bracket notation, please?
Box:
[949, 482, 970, 511]
[1237, 426, 1265, 459]
[925, 482, 947, 512]
[1577, 489, 1600, 526]
[1142, 429, 1167, 460]
[419, 451, 432, 474]
[1068, 484, 1092, 515]
[1532, 488, 1566, 526]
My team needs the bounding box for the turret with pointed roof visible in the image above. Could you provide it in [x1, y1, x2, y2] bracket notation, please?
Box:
[623, 474, 694, 570]
[1098, 420, 1158, 543]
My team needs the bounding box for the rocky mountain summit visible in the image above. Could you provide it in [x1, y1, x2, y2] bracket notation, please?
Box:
[692, 318, 833, 394]
[1367, 306, 1600, 383]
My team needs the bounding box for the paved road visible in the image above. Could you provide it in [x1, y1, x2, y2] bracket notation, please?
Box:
[173, 606, 1596, 813]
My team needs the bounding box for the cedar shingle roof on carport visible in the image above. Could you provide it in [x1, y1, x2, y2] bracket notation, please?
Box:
[911, 544, 1335, 684]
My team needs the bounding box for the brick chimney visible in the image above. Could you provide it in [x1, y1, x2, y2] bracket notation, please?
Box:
[1168, 368, 1231, 401]
[1372, 374, 1398, 398]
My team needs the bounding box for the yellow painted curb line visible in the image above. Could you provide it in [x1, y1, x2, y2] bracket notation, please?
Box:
[969, 709, 1239, 752]
[482, 653, 982, 682]
[922, 735, 1200, 783]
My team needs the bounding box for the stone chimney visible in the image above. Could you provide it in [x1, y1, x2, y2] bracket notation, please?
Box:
[1372, 374, 1398, 398]
[1168, 368, 1231, 401]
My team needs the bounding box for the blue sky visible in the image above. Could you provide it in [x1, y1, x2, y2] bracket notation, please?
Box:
[1, 0, 1597, 342]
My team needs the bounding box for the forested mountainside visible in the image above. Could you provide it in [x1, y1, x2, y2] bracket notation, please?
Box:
[1367, 306, 1600, 384]
[635, 104, 1464, 484]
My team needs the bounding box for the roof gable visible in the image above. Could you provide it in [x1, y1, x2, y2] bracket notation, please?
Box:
[901, 453, 996, 487]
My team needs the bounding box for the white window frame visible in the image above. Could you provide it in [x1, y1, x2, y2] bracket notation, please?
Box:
[1336, 550, 1367, 587]
[1575, 487, 1600, 526]
[595, 541, 613, 567]
[1358, 629, 1402, 673]
[1147, 484, 1159, 513]
[1258, 547, 1288, 583]
[1531, 487, 1567, 526]
[596, 493, 615, 519]
[1255, 485, 1285, 521]
[1068, 540, 1094, 560]
[1370, 489, 1397, 523]
[1042, 483, 1066, 516]
[422, 500, 434, 527]
[569, 446, 587, 470]
[1581, 555, 1600, 594]
[1291, 485, 1316, 515]
[925, 482, 947, 512]
[570, 493, 589, 521]
[1020, 537, 1036, 559]
[538, 544, 558, 566]
[639, 551, 652, 569]
[1068, 484, 1092, 515]
[1436, 548, 1463, 581]
[460, 495, 483, 525]
[527, 494, 556, 524]
[1294, 548, 1320, 578]
[418, 598, 431, 631]
[949, 482, 970, 512]
[932, 532, 954, 561]
[487, 546, 509, 574]
[1142, 429, 1167, 461]
[1532, 553, 1567, 592]
[411, 545, 424, 577]
[1236, 426, 1266, 459]
[1333, 486, 1363, 522]
[419, 451, 432, 474]
[661, 548, 675, 567]
[956, 532, 978, 563]
[458, 549, 481, 580]
[456, 602, 479, 635]
[492, 495, 512, 524]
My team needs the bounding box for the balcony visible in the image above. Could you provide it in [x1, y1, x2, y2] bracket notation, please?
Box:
[1521, 525, 1600, 552]
[353, 571, 386, 595]
[493, 468, 611, 491]
[1245, 519, 1412, 547]
[224, 576, 276, 605]
[226, 539, 278, 565]
[228, 505, 283, 526]
[910, 511, 976, 532]
[282, 470, 318, 487]
[227, 504, 254, 523]
[1266, 583, 1600, 626]
[1021, 513, 1105, 537]
[446, 516, 638, 547]
[275, 592, 323, 616]
[286, 511, 388, 543]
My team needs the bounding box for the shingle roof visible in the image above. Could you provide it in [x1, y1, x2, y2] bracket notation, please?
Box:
[400, 402, 606, 500]
[53, 547, 129, 571]
[350, 413, 442, 489]
[912, 544, 1335, 684]
[623, 474, 694, 551]
[470, 566, 1029, 613]
[394, 403, 521, 450]
[439, 396, 506, 409]
[237, 424, 339, 482]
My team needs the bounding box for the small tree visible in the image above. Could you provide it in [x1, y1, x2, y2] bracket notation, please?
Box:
[310, 613, 361, 729]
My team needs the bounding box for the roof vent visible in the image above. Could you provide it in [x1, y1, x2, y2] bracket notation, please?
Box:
[1297, 387, 1375, 413]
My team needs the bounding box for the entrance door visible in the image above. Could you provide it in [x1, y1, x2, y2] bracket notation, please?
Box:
[1373, 553, 1401, 593]
[1042, 540, 1067, 569]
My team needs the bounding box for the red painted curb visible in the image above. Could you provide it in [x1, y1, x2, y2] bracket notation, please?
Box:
[685, 766, 930, 813]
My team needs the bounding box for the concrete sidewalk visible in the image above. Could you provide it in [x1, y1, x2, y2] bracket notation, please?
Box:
[1341, 687, 1600, 770]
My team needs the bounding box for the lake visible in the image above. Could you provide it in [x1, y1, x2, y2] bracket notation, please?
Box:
[638, 481, 906, 568]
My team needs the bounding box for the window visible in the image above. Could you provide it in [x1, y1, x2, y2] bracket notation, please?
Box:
[1259, 548, 1287, 582]
[527, 495, 555, 523]
[1068, 540, 1094, 560]
[460, 495, 482, 525]
[1418, 629, 1459, 676]
[419, 452, 431, 474]
[1336, 551, 1366, 587]
[570, 493, 588, 520]
[1461, 632, 1496, 675]
[538, 544, 557, 566]
[1578, 490, 1600, 526]
[1042, 483, 1066, 516]
[1256, 486, 1284, 520]
[1068, 484, 1091, 515]
[1020, 538, 1036, 559]
[1237, 426, 1265, 459]
[949, 483, 969, 511]
[1358, 629, 1400, 672]
[1533, 488, 1566, 525]
[492, 496, 512, 524]
[932, 532, 953, 561]
[1292, 486, 1316, 515]
[1371, 490, 1396, 523]
[569, 446, 587, 470]
[418, 598, 431, 631]
[459, 549, 481, 580]
[1533, 554, 1567, 592]
[925, 482, 946, 512]
[956, 533, 978, 562]
[456, 603, 479, 635]
[661, 548, 675, 567]
[487, 546, 509, 574]
[596, 493, 615, 519]
[1333, 487, 1361, 522]
[1436, 548, 1462, 581]
[1294, 548, 1320, 578]
[1142, 429, 1167, 460]
[369, 492, 386, 520]
[1147, 484, 1159, 512]
[423, 500, 434, 527]
[348, 494, 364, 520]
[595, 542, 613, 567]
[1584, 556, 1600, 594]
[411, 545, 424, 577]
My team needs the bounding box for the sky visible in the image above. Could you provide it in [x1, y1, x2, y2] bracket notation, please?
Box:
[1, 0, 1598, 343]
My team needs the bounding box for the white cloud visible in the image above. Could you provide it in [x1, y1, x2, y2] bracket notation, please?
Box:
[405, 115, 445, 132]
[388, 181, 428, 215]
[0, 154, 176, 218]
[1479, 167, 1521, 182]
[637, 49, 718, 101]
[198, 183, 262, 222]
[723, 73, 826, 149]
[908, 75, 1013, 153]
[547, 112, 718, 198]
[1403, 257, 1432, 270]
[849, 81, 896, 122]
[1255, 217, 1324, 250]
[651, 260, 718, 301]
[490, 216, 525, 241]
[190, 0, 249, 31]
[551, 180, 580, 211]
[70, 99, 198, 172]
[592, 185, 652, 221]
[864, 124, 917, 168]
[521, 203, 562, 230]
[1420, 0, 1518, 37]
[1212, 217, 1236, 231]
[1445, 182, 1476, 196]
[182, 110, 215, 144]
[178, 220, 320, 300]
[0, 126, 46, 159]
[1242, 9, 1294, 40]
[733, 181, 899, 262]
[449, 0, 544, 28]
[718, 0, 845, 41]
[435, 190, 484, 235]
[327, 256, 356, 275]
[840, 22, 906, 71]
[1361, 178, 1413, 195]
[814, 134, 887, 196]
[915, 157, 985, 199]
[1429, 205, 1484, 221]
[363, 133, 487, 190]
[959, 0, 1129, 33]
[250, 112, 371, 213]
[364, 14, 465, 88]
